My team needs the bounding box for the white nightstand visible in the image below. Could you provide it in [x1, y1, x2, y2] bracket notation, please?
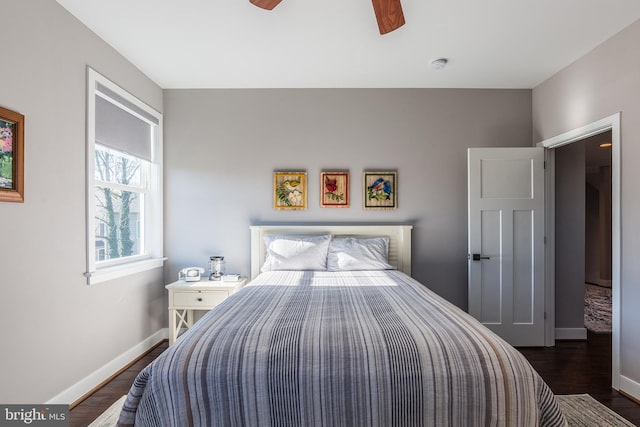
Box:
[166, 277, 248, 344]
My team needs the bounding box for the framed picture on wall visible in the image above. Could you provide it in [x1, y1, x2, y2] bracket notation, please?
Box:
[0, 106, 24, 203]
[274, 171, 307, 210]
[363, 170, 397, 210]
[320, 171, 349, 208]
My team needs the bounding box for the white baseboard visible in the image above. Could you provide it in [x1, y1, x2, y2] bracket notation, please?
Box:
[620, 375, 640, 402]
[47, 328, 169, 404]
[555, 327, 587, 340]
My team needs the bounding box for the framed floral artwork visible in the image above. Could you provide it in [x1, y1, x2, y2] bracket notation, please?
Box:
[363, 171, 397, 210]
[274, 171, 307, 210]
[320, 171, 349, 208]
[0, 106, 24, 203]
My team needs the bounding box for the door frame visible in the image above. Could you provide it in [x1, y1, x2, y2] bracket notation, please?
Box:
[538, 112, 620, 389]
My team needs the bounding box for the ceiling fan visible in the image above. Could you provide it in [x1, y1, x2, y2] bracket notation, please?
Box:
[249, 0, 405, 35]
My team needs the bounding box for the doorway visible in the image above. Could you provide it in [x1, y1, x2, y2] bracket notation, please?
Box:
[555, 132, 612, 336]
[540, 112, 621, 390]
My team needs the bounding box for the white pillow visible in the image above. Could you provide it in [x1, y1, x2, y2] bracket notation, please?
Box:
[261, 234, 331, 272]
[327, 236, 395, 271]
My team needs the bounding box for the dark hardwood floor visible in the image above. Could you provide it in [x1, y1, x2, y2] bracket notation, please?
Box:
[69, 341, 168, 427]
[71, 333, 640, 426]
[519, 331, 640, 425]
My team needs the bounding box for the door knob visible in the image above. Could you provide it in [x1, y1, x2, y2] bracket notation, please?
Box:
[471, 253, 490, 261]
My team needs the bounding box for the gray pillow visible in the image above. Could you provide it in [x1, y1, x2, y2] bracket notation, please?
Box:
[327, 236, 394, 271]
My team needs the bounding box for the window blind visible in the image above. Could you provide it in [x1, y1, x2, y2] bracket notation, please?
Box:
[94, 83, 158, 162]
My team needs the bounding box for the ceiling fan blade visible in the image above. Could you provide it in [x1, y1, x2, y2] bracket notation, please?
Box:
[249, 0, 283, 10]
[371, 0, 405, 34]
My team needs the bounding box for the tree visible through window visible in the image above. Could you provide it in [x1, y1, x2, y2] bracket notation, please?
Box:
[94, 145, 144, 261]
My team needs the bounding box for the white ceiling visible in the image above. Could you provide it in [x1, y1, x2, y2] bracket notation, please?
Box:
[56, 0, 640, 89]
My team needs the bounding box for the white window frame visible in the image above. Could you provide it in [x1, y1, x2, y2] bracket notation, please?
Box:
[85, 68, 164, 285]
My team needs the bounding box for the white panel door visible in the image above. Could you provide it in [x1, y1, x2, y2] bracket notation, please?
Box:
[468, 147, 545, 346]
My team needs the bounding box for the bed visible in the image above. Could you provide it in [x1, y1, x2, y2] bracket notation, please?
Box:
[118, 224, 566, 426]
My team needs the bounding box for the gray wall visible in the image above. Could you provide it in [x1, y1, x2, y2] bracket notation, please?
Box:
[554, 142, 586, 329]
[585, 182, 600, 284]
[164, 89, 533, 310]
[533, 18, 640, 389]
[585, 132, 613, 286]
[0, 0, 164, 403]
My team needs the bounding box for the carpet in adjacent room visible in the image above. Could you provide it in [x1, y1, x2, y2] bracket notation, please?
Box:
[584, 283, 612, 333]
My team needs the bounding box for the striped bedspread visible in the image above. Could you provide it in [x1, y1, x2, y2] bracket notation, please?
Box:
[118, 270, 567, 426]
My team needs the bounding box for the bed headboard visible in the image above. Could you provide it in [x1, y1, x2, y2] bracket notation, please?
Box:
[249, 224, 412, 280]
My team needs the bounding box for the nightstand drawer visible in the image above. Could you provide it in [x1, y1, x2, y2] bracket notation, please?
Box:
[172, 290, 229, 308]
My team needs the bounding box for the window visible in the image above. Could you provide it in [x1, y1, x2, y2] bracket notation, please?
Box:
[86, 68, 163, 284]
